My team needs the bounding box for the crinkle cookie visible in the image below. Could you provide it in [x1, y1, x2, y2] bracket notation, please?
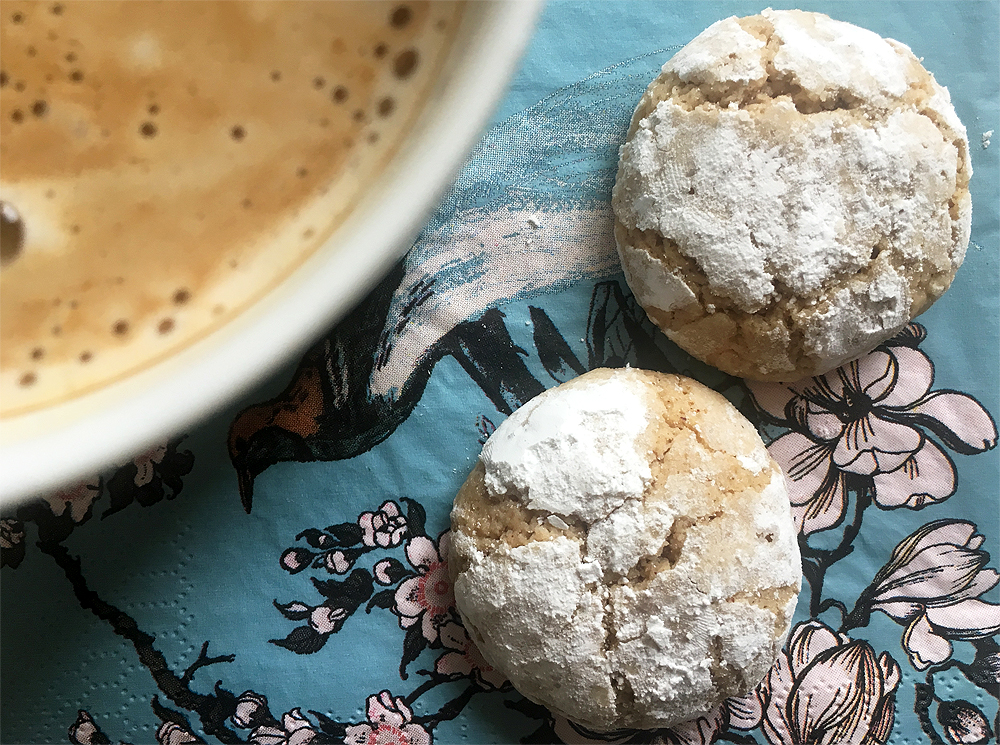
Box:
[612, 9, 971, 382]
[449, 367, 801, 731]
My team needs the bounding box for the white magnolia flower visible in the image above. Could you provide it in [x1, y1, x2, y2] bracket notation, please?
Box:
[750, 336, 997, 535]
[866, 520, 1000, 670]
[728, 620, 900, 745]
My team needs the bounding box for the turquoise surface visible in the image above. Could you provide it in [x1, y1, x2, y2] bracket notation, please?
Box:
[2, 3, 998, 744]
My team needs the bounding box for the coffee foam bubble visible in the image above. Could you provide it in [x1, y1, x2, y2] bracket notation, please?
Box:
[0, 1, 464, 415]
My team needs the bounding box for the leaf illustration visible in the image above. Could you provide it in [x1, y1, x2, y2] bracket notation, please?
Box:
[475, 415, 496, 445]
[102, 466, 139, 518]
[402, 497, 427, 538]
[297, 528, 335, 549]
[269, 625, 330, 655]
[273, 600, 312, 621]
[366, 588, 397, 613]
[311, 710, 348, 739]
[400, 623, 427, 680]
[325, 522, 364, 547]
[310, 569, 374, 607]
[965, 638, 1000, 695]
[372, 557, 410, 586]
[586, 281, 677, 373]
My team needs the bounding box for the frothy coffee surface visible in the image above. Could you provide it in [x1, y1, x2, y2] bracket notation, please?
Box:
[0, 1, 463, 416]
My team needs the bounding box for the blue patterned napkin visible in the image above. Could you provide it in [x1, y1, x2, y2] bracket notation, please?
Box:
[2, 3, 998, 744]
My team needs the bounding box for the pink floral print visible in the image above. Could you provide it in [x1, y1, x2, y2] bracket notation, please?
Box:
[133, 444, 168, 487]
[435, 620, 507, 690]
[935, 699, 994, 744]
[68, 711, 105, 745]
[749, 331, 997, 535]
[394, 532, 454, 643]
[231, 690, 270, 729]
[861, 520, 1000, 670]
[345, 691, 431, 745]
[325, 550, 354, 574]
[727, 620, 901, 745]
[42, 479, 101, 523]
[157, 720, 200, 745]
[309, 605, 349, 634]
[359, 501, 408, 548]
[46, 317, 990, 745]
[250, 709, 317, 745]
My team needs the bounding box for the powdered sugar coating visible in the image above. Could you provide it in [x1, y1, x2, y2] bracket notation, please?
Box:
[481, 373, 651, 523]
[612, 9, 971, 381]
[618, 242, 698, 313]
[450, 368, 801, 731]
[763, 8, 912, 104]
[666, 16, 766, 87]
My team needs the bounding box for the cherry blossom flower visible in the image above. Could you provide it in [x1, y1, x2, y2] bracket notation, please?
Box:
[345, 691, 431, 745]
[373, 557, 410, 586]
[727, 620, 901, 745]
[324, 549, 353, 574]
[280, 547, 313, 574]
[279, 544, 358, 576]
[964, 643, 1000, 693]
[68, 710, 108, 745]
[359, 501, 407, 548]
[435, 620, 507, 689]
[861, 520, 1000, 670]
[251, 709, 317, 745]
[749, 329, 997, 535]
[157, 721, 200, 745]
[133, 444, 168, 487]
[231, 690, 272, 729]
[0, 518, 23, 546]
[42, 479, 101, 523]
[309, 604, 349, 634]
[394, 532, 454, 642]
[726, 687, 767, 734]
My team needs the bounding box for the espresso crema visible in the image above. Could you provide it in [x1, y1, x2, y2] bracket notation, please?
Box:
[0, 1, 464, 416]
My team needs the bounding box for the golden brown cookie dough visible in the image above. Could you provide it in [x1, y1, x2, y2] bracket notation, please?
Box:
[612, 9, 971, 382]
[449, 368, 801, 731]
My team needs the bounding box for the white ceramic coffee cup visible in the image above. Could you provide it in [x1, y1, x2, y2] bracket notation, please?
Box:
[0, 1, 542, 503]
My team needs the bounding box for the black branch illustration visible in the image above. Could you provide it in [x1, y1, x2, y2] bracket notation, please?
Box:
[38, 541, 242, 743]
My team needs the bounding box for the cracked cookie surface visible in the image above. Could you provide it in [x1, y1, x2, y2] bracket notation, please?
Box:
[449, 367, 801, 731]
[612, 9, 971, 382]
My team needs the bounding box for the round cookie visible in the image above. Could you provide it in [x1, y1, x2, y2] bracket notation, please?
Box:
[612, 9, 971, 382]
[449, 367, 801, 731]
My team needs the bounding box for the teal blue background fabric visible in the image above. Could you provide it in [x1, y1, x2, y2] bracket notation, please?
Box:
[2, 3, 998, 744]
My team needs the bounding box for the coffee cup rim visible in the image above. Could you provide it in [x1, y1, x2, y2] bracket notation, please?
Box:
[0, 1, 543, 503]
